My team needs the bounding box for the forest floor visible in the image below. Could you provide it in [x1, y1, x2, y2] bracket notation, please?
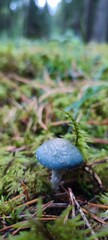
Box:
[0, 39, 108, 240]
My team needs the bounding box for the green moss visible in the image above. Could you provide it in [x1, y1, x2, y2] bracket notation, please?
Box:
[0, 39, 108, 239]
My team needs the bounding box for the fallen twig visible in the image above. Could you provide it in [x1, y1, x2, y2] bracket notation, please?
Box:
[50, 120, 70, 126]
[92, 138, 108, 145]
[84, 166, 104, 191]
[37, 103, 48, 130]
[68, 188, 99, 240]
[88, 202, 108, 210]
[88, 119, 108, 126]
[82, 208, 107, 224]
[68, 188, 75, 218]
[8, 73, 49, 91]
[21, 181, 30, 201]
[87, 158, 108, 167]
[16, 198, 38, 208]
[39, 87, 74, 103]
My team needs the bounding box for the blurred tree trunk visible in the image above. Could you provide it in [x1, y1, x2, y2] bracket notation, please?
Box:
[83, 0, 95, 42]
[24, 0, 51, 38]
[58, 0, 84, 36]
[0, 0, 12, 36]
[91, 0, 108, 42]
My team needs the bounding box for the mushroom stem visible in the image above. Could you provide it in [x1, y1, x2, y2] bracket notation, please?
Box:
[51, 170, 62, 190]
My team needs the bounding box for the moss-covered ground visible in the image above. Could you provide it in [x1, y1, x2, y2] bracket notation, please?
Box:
[0, 39, 108, 239]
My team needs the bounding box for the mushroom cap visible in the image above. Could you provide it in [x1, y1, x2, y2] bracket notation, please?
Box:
[36, 138, 84, 170]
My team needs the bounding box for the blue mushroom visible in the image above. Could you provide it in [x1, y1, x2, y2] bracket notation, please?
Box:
[36, 138, 84, 190]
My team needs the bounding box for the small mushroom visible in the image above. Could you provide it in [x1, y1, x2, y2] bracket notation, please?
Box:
[36, 138, 84, 190]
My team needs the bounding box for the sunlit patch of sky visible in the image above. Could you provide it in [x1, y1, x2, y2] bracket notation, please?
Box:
[10, 0, 29, 11]
[36, 0, 61, 15]
[36, 0, 46, 8]
[36, 0, 61, 8]
[47, 0, 61, 9]
[10, 2, 17, 11]
[10, 1, 20, 11]
[10, 0, 62, 13]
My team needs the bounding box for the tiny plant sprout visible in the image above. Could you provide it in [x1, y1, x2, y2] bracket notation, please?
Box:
[36, 138, 84, 190]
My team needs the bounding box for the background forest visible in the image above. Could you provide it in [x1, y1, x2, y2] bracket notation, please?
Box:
[1, 0, 108, 42]
[0, 0, 108, 240]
